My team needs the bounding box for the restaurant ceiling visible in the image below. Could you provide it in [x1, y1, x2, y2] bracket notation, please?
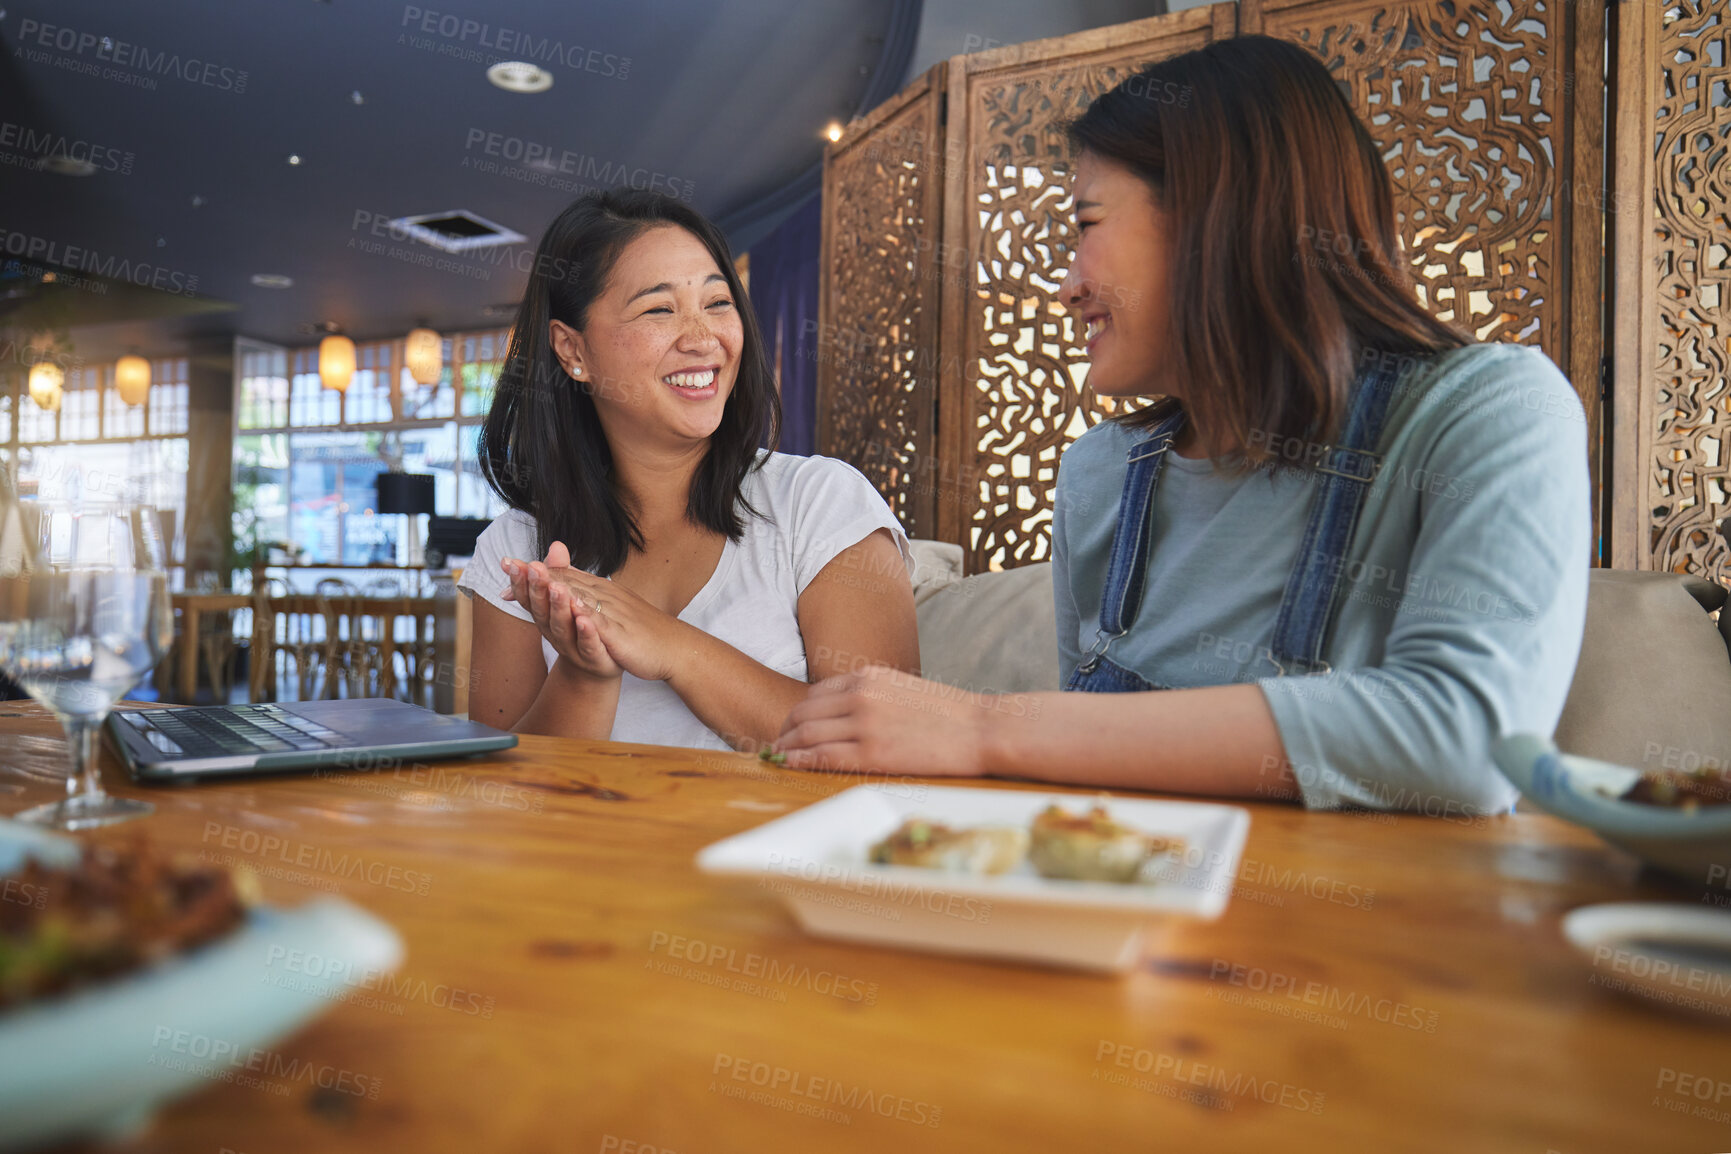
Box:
[0, 0, 905, 357]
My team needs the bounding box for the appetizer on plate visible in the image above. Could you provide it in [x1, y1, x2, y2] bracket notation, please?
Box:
[868, 819, 1028, 875]
[0, 840, 255, 1011]
[1028, 804, 1185, 883]
[1620, 767, 1731, 812]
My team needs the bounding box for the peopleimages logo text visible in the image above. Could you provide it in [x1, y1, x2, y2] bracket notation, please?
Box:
[0, 232, 196, 296]
[400, 7, 629, 78]
[0, 122, 133, 174]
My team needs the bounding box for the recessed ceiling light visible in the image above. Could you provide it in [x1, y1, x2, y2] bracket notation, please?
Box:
[390, 210, 525, 253]
[486, 61, 553, 93]
[351, 90, 364, 105]
[251, 274, 294, 289]
[40, 155, 97, 177]
[824, 121, 844, 143]
[286, 154, 303, 166]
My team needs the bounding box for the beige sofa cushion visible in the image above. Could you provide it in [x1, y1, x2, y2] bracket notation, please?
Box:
[916, 560, 1059, 695]
[910, 547, 1731, 776]
[906, 539, 964, 606]
[1554, 571, 1731, 773]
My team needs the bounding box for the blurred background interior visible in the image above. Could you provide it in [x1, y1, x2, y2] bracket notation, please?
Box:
[0, 0, 1198, 710]
[0, 0, 1708, 721]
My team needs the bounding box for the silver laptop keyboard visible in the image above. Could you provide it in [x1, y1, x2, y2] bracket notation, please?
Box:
[135, 704, 344, 758]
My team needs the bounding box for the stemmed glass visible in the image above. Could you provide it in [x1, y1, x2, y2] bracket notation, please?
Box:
[0, 484, 173, 830]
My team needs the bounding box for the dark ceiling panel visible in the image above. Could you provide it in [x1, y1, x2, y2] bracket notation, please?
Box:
[0, 0, 891, 357]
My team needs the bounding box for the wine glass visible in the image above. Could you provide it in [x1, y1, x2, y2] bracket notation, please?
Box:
[0, 491, 173, 829]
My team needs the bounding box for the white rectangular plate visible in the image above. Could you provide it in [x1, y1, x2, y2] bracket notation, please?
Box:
[696, 785, 1251, 973]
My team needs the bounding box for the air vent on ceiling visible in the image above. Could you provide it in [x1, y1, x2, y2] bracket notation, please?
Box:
[389, 210, 526, 254]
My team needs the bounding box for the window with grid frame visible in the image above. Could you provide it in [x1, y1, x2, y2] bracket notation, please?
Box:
[238, 345, 290, 430]
[147, 357, 189, 435]
[0, 355, 191, 570]
[233, 329, 510, 565]
[345, 341, 394, 425]
[59, 366, 102, 441]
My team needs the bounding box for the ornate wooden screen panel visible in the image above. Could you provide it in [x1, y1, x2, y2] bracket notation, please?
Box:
[821, 1, 1607, 571]
[935, 6, 1236, 572]
[1609, 0, 1731, 575]
[1244, 0, 1607, 539]
[816, 63, 949, 540]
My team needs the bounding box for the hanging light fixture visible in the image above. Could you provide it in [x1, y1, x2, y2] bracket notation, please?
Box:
[404, 327, 442, 386]
[28, 362, 63, 411]
[115, 354, 152, 406]
[319, 333, 356, 393]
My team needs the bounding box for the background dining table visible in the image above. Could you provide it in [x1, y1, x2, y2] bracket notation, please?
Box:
[2, 700, 1726, 1154]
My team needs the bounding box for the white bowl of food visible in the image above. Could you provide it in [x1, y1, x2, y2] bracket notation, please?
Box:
[1493, 734, 1731, 889]
[0, 820, 403, 1151]
[696, 785, 1250, 973]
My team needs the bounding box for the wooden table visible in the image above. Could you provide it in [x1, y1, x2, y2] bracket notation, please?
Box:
[2, 703, 1726, 1153]
[169, 593, 251, 703]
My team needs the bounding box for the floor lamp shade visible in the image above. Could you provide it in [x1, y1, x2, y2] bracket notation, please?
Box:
[376, 472, 436, 516]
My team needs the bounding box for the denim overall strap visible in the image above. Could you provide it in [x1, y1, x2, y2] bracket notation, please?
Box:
[1264, 352, 1407, 675]
[1069, 411, 1186, 688]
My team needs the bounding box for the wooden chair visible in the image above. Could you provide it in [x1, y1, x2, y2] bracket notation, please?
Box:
[243, 576, 439, 705]
[267, 590, 343, 702]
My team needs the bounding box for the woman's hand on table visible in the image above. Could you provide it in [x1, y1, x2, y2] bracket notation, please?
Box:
[773, 665, 1004, 776]
[501, 543, 693, 683]
[500, 545, 620, 682]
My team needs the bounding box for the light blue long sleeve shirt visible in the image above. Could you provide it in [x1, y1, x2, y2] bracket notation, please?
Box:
[1051, 343, 1591, 813]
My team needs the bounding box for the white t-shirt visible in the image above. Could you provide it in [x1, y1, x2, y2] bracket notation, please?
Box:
[457, 452, 912, 751]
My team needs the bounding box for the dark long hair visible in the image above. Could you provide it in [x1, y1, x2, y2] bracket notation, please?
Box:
[1066, 35, 1468, 462]
[478, 189, 780, 574]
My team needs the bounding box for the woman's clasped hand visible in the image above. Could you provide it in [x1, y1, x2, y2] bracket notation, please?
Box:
[500, 547, 686, 683]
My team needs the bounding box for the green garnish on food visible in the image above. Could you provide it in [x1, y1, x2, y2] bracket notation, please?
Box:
[759, 748, 787, 766]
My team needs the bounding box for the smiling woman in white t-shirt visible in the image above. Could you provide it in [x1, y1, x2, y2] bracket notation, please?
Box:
[457, 190, 918, 751]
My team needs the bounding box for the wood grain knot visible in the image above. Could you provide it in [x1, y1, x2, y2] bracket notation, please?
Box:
[306, 1085, 361, 1122]
[530, 939, 615, 960]
[522, 779, 633, 802]
[1143, 958, 1219, 980]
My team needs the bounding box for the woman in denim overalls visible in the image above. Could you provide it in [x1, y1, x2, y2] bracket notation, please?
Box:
[774, 36, 1590, 812]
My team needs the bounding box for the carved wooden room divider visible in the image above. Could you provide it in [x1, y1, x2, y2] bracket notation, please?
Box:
[819, 0, 1609, 574]
[816, 63, 950, 540]
[1608, 0, 1731, 577]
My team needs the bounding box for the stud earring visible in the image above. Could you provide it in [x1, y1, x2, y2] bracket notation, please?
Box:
[569, 364, 584, 380]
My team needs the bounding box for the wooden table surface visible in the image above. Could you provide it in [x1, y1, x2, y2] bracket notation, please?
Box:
[2, 702, 1726, 1154]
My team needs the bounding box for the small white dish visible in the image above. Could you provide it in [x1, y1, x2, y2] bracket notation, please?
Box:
[0, 819, 405, 1151]
[1562, 903, 1731, 1022]
[1493, 734, 1731, 886]
[696, 785, 1251, 973]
